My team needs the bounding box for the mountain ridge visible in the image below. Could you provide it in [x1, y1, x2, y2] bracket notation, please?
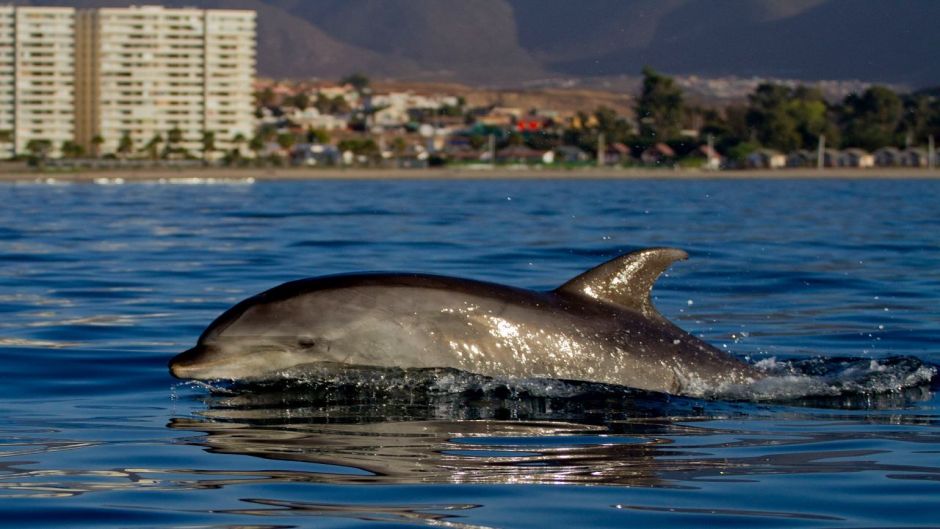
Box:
[14, 0, 940, 86]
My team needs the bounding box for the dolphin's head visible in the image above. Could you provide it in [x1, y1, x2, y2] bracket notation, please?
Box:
[169, 285, 336, 380]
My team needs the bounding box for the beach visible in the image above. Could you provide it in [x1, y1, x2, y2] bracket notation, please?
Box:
[2, 165, 940, 183]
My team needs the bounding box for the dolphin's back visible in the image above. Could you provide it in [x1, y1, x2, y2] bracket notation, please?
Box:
[178, 249, 761, 395]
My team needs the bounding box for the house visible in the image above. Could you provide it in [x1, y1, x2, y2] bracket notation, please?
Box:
[694, 144, 722, 170]
[900, 148, 928, 167]
[554, 145, 590, 164]
[447, 147, 488, 164]
[873, 147, 902, 167]
[640, 143, 676, 165]
[292, 143, 341, 166]
[746, 148, 786, 169]
[604, 142, 633, 165]
[514, 114, 549, 132]
[787, 150, 815, 168]
[821, 148, 842, 168]
[496, 145, 554, 165]
[841, 148, 874, 168]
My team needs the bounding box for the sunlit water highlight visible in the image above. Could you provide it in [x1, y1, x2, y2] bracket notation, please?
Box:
[1, 178, 939, 528]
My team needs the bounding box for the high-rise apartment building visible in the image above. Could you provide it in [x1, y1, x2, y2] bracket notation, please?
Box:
[76, 6, 256, 158]
[0, 5, 255, 159]
[0, 6, 76, 158]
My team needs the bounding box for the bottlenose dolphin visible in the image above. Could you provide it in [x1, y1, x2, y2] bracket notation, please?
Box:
[169, 248, 760, 395]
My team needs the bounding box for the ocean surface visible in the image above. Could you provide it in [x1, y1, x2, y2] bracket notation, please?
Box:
[1, 177, 938, 528]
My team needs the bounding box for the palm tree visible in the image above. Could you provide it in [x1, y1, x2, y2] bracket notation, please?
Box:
[0, 130, 13, 160]
[231, 132, 247, 161]
[249, 134, 264, 161]
[143, 133, 163, 160]
[91, 135, 105, 158]
[201, 131, 216, 162]
[118, 132, 134, 159]
[166, 127, 184, 158]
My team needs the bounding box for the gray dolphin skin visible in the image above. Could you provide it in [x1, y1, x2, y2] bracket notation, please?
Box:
[169, 248, 761, 395]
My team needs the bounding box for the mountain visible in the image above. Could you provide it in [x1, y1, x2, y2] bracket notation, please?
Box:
[14, 0, 940, 86]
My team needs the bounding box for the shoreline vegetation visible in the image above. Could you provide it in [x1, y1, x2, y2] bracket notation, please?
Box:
[3, 166, 939, 183]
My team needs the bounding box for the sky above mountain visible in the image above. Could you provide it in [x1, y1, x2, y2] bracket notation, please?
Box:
[18, 0, 940, 86]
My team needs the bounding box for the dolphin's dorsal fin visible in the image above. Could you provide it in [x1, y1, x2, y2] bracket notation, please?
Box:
[554, 248, 688, 316]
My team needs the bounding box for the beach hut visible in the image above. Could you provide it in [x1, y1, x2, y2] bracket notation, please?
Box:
[841, 148, 874, 168]
[873, 147, 902, 167]
[900, 148, 928, 167]
[787, 150, 815, 168]
[746, 148, 786, 169]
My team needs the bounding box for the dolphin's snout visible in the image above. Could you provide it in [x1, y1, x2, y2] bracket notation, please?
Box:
[169, 346, 204, 379]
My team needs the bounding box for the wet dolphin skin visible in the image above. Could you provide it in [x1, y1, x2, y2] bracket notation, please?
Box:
[170, 248, 759, 395]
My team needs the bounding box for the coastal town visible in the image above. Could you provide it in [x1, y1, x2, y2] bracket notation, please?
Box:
[1, 5, 938, 176]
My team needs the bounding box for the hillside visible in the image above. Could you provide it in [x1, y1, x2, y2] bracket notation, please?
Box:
[16, 0, 940, 86]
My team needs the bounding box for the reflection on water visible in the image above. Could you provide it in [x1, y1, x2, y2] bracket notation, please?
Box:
[160, 377, 940, 488]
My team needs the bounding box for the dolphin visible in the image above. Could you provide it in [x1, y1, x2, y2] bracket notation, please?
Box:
[169, 248, 760, 396]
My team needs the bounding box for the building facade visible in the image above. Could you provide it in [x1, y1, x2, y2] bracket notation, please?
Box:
[76, 6, 256, 159]
[0, 6, 76, 158]
[0, 5, 255, 159]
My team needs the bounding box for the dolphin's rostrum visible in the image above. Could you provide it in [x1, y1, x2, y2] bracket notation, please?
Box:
[170, 248, 760, 395]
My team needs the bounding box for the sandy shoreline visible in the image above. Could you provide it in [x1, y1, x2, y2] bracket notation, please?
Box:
[2, 166, 940, 183]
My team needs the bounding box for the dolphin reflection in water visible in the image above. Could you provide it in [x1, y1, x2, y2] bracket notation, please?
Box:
[170, 248, 761, 396]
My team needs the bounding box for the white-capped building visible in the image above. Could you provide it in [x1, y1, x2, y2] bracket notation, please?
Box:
[0, 5, 256, 159]
[76, 6, 256, 158]
[0, 6, 76, 158]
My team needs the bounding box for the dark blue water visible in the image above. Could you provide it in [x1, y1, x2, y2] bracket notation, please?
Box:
[1, 178, 939, 528]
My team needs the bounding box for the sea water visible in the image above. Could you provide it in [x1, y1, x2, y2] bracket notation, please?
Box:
[0, 178, 938, 528]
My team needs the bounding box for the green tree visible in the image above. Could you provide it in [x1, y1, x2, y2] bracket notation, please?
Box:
[118, 132, 134, 159]
[746, 84, 801, 151]
[144, 133, 163, 160]
[61, 140, 84, 159]
[635, 66, 685, 141]
[276, 132, 297, 153]
[746, 83, 839, 151]
[91, 135, 105, 158]
[306, 128, 331, 144]
[839, 86, 903, 150]
[291, 92, 310, 110]
[202, 131, 216, 161]
[340, 73, 370, 94]
[249, 134, 265, 160]
[25, 139, 52, 162]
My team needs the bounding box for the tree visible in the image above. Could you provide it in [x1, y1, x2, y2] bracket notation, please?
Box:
[256, 86, 276, 107]
[306, 128, 330, 144]
[291, 92, 310, 110]
[143, 133, 163, 160]
[25, 139, 52, 162]
[202, 131, 216, 161]
[91, 135, 105, 158]
[635, 66, 685, 141]
[839, 86, 903, 150]
[249, 134, 265, 160]
[276, 132, 297, 153]
[746, 83, 839, 152]
[61, 140, 84, 159]
[118, 132, 134, 159]
[340, 73, 370, 94]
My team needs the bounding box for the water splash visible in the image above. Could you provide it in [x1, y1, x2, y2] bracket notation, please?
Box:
[187, 354, 937, 411]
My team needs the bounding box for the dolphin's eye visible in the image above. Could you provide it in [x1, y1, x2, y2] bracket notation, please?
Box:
[297, 337, 317, 349]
